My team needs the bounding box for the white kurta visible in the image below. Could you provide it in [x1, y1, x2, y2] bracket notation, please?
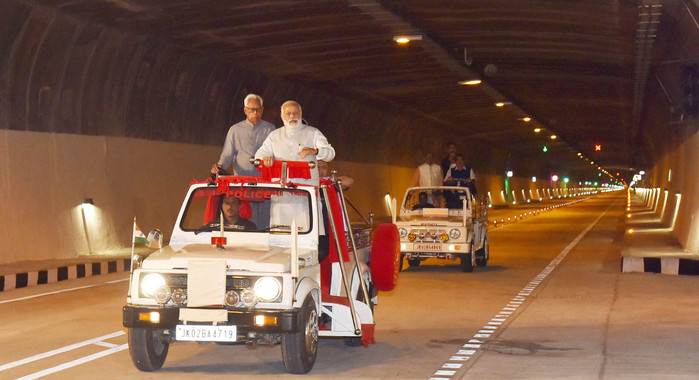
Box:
[255, 123, 335, 234]
[417, 163, 444, 187]
[254, 123, 335, 184]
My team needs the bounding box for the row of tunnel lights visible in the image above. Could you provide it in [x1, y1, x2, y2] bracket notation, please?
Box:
[393, 34, 622, 182]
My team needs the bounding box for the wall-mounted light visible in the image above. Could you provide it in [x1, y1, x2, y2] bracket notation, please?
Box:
[533, 128, 542, 133]
[549, 135, 557, 140]
[506, 170, 514, 178]
[551, 175, 559, 182]
[531, 176, 537, 182]
[521, 117, 531, 122]
[494, 101, 511, 107]
[393, 34, 422, 44]
[639, 170, 646, 175]
[563, 177, 570, 183]
[458, 79, 482, 86]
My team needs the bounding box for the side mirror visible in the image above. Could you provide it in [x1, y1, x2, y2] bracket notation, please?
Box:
[146, 229, 163, 250]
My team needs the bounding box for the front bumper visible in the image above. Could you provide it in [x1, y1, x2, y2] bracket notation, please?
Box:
[123, 305, 300, 335]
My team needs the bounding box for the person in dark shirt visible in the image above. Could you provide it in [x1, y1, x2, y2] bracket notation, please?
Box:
[221, 195, 257, 231]
[412, 192, 435, 210]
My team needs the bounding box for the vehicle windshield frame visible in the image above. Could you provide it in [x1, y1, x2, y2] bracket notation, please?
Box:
[401, 186, 472, 213]
[178, 184, 314, 235]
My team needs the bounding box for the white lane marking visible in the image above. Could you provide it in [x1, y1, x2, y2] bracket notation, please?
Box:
[428, 198, 616, 378]
[442, 363, 463, 369]
[16, 344, 128, 380]
[0, 278, 128, 305]
[92, 341, 119, 348]
[0, 331, 124, 372]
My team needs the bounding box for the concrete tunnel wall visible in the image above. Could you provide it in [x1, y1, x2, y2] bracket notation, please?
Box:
[0, 0, 581, 264]
[634, 2, 699, 254]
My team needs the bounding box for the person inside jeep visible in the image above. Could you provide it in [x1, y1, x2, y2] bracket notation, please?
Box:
[412, 192, 435, 210]
[221, 195, 257, 231]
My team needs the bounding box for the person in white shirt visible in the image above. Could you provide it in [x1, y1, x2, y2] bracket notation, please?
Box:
[255, 100, 335, 232]
[411, 152, 443, 187]
[255, 100, 335, 185]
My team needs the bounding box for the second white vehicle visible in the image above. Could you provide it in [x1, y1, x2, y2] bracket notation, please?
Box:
[396, 186, 489, 272]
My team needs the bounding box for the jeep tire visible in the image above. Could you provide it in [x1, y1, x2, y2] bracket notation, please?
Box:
[476, 237, 489, 267]
[282, 295, 318, 374]
[460, 253, 474, 272]
[128, 328, 169, 371]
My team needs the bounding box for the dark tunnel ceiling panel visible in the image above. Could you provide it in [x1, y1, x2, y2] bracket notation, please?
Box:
[37, 0, 639, 169]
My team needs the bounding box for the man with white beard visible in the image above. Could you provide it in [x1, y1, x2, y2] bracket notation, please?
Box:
[255, 100, 335, 185]
[255, 100, 335, 233]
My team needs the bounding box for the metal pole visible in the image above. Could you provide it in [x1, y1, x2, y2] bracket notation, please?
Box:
[335, 182, 371, 309]
[321, 186, 361, 335]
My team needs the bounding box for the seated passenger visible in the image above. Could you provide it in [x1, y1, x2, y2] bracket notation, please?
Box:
[222, 195, 257, 231]
[412, 192, 435, 210]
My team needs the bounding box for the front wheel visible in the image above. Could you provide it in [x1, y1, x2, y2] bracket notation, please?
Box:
[460, 253, 474, 273]
[282, 295, 319, 374]
[408, 258, 421, 267]
[128, 328, 169, 372]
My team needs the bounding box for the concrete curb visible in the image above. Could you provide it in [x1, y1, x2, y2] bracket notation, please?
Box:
[621, 256, 699, 275]
[0, 258, 131, 292]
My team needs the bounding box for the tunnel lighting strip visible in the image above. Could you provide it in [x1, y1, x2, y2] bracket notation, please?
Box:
[428, 197, 618, 380]
[489, 189, 618, 229]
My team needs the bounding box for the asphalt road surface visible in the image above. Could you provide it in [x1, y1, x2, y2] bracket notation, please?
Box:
[2, 191, 698, 379]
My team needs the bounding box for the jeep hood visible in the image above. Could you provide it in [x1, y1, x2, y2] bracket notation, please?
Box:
[141, 244, 315, 273]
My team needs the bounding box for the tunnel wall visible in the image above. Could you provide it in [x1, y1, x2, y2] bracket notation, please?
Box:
[637, 0, 699, 253]
[0, 129, 418, 264]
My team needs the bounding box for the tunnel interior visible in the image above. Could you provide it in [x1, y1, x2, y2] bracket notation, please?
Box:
[0, 0, 697, 263]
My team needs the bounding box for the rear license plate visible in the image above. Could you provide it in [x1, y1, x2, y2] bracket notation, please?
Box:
[175, 325, 237, 342]
[414, 243, 442, 252]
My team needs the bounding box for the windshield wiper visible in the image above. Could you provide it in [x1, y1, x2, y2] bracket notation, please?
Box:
[194, 223, 220, 235]
[255, 224, 292, 232]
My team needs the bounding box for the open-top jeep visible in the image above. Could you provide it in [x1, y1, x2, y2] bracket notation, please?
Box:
[396, 186, 489, 272]
[123, 161, 400, 374]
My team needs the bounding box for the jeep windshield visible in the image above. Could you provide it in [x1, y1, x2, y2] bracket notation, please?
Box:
[180, 186, 312, 234]
[400, 187, 470, 221]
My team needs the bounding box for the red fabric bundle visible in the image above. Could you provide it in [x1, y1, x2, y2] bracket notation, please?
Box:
[257, 161, 312, 180]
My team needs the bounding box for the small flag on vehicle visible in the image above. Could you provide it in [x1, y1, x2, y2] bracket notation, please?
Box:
[133, 218, 148, 245]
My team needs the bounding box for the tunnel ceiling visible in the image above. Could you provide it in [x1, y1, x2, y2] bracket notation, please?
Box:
[30, 0, 641, 173]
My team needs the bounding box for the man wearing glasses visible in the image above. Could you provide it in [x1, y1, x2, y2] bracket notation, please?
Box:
[211, 93, 276, 176]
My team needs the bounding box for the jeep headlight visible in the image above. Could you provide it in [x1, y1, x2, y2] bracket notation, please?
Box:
[449, 228, 461, 239]
[399, 228, 407, 238]
[254, 277, 281, 302]
[141, 273, 166, 297]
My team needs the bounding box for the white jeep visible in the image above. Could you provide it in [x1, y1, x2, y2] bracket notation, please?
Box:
[123, 161, 400, 374]
[396, 186, 489, 272]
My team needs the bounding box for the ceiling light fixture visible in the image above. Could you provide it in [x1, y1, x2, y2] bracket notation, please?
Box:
[494, 101, 511, 107]
[533, 128, 542, 133]
[550, 135, 557, 140]
[458, 79, 482, 86]
[393, 34, 422, 44]
[521, 117, 532, 122]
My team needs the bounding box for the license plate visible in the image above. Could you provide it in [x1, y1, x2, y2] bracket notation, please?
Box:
[175, 325, 237, 342]
[414, 243, 442, 252]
